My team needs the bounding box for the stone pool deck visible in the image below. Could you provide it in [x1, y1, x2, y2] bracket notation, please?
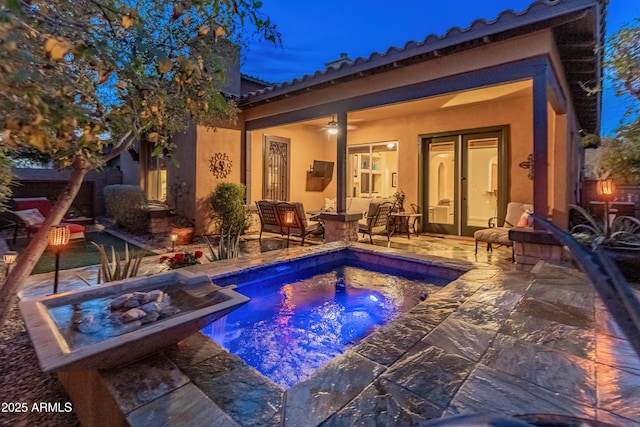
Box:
[16, 236, 640, 426]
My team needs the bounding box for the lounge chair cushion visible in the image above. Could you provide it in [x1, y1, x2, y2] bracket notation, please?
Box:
[14, 197, 52, 217]
[505, 202, 533, 227]
[14, 209, 45, 226]
[473, 227, 510, 245]
[474, 202, 534, 248]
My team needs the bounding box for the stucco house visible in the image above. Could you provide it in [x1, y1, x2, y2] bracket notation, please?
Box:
[126, 0, 605, 239]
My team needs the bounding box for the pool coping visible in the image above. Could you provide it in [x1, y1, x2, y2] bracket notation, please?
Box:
[55, 242, 503, 426]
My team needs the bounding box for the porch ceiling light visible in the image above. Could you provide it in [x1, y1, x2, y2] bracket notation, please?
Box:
[387, 142, 395, 149]
[327, 116, 338, 135]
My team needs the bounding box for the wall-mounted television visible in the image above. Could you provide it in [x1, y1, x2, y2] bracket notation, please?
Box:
[311, 160, 334, 178]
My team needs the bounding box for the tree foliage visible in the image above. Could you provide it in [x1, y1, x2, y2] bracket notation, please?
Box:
[0, 0, 279, 329]
[599, 18, 640, 182]
[608, 18, 640, 103]
[598, 136, 640, 184]
[0, 0, 279, 165]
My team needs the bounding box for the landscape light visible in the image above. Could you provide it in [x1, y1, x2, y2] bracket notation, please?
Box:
[283, 210, 295, 248]
[3, 251, 17, 276]
[48, 226, 70, 294]
[170, 232, 178, 252]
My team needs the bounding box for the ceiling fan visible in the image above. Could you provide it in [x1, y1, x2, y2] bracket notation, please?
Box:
[318, 115, 359, 133]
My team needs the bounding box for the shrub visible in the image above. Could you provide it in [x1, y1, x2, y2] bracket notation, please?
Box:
[209, 183, 249, 235]
[208, 183, 248, 260]
[0, 151, 12, 212]
[104, 185, 148, 234]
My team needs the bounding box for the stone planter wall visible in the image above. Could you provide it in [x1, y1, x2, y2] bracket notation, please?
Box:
[509, 228, 564, 271]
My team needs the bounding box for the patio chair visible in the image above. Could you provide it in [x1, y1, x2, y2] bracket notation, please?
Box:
[274, 202, 323, 246]
[256, 200, 282, 241]
[12, 197, 86, 244]
[359, 202, 393, 244]
[473, 202, 533, 260]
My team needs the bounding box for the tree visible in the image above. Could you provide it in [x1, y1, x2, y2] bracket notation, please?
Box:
[599, 18, 640, 181]
[0, 0, 279, 328]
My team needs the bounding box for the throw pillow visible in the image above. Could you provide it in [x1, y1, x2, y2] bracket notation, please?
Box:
[517, 210, 534, 227]
[323, 197, 336, 212]
[14, 208, 46, 226]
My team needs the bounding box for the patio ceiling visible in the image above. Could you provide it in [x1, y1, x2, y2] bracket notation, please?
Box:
[295, 80, 532, 131]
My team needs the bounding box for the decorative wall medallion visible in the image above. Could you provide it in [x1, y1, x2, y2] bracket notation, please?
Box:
[209, 153, 232, 179]
[519, 153, 534, 180]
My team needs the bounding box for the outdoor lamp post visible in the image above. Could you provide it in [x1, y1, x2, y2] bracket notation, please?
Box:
[48, 225, 70, 294]
[596, 179, 615, 238]
[3, 251, 17, 276]
[170, 232, 178, 252]
[283, 210, 295, 248]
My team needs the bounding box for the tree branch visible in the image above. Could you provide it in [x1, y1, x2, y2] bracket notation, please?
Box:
[103, 131, 135, 162]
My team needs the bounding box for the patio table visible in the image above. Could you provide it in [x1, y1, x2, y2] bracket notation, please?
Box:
[389, 212, 422, 239]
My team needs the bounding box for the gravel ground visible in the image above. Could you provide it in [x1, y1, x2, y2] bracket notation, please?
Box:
[0, 223, 166, 427]
[0, 299, 80, 427]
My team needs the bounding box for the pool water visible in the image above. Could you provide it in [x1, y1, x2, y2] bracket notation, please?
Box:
[201, 264, 447, 389]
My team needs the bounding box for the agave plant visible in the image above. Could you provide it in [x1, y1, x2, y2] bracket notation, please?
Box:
[569, 204, 640, 249]
[78, 242, 146, 285]
[203, 233, 241, 261]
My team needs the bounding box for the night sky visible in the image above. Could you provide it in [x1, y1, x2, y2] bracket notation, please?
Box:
[242, 0, 638, 135]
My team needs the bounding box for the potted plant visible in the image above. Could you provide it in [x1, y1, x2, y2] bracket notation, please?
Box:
[579, 133, 601, 149]
[206, 183, 249, 260]
[168, 180, 195, 245]
[170, 214, 195, 245]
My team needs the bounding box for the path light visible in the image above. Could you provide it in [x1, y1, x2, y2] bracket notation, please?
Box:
[283, 210, 295, 248]
[3, 251, 17, 276]
[48, 225, 70, 294]
[596, 179, 615, 238]
[170, 232, 178, 252]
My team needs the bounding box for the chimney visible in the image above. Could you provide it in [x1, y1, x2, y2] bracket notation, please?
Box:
[324, 52, 354, 70]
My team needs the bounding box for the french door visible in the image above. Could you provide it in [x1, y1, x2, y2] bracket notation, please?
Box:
[421, 128, 505, 237]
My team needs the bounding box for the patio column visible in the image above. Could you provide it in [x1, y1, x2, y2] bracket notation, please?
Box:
[321, 111, 362, 243]
[336, 111, 348, 213]
[532, 72, 549, 229]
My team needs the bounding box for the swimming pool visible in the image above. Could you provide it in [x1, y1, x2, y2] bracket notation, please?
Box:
[201, 257, 450, 388]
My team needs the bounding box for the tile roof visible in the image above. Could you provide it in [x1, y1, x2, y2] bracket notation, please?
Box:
[240, 0, 605, 133]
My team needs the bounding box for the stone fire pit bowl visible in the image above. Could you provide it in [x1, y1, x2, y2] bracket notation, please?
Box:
[19, 270, 249, 372]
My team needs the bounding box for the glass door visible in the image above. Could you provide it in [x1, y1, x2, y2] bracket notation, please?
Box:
[462, 132, 500, 236]
[422, 129, 504, 237]
[425, 136, 458, 235]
